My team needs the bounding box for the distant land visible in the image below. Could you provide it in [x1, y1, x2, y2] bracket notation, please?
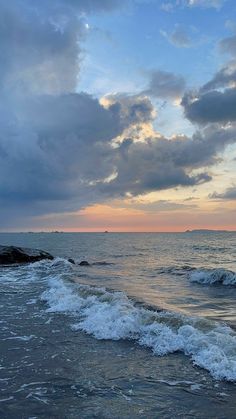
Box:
[185, 229, 230, 233]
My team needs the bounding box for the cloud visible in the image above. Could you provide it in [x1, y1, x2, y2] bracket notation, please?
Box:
[182, 88, 236, 124]
[219, 34, 236, 56]
[125, 199, 197, 212]
[0, 0, 123, 95]
[0, 0, 127, 223]
[160, 2, 175, 12]
[184, 196, 199, 201]
[160, 26, 192, 48]
[143, 70, 186, 99]
[3, 102, 236, 223]
[185, 0, 225, 8]
[182, 33, 236, 124]
[210, 186, 236, 199]
[200, 61, 236, 92]
[97, 124, 236, 198]
[225, 20, 236, 33]
[0, 2, 80, 94]
[0, 92, 154, 206]
[161, 0, 225, 10]
[102, 93, 156, 125]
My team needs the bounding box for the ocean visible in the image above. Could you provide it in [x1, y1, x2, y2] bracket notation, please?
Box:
[0, 232, 236, 418]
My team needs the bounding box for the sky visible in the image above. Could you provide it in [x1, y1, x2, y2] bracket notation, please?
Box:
[0, 0, 236, 232]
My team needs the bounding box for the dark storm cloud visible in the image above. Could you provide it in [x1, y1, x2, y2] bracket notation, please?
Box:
[0, 93, 154, 205]
[144, 70, 186, 99]
[182, 88, 236, 124]
[0, 0, 162, 225]
[97, 124, 236, 198]
[182, 31, 236, 125]
[0, 0, 127, 221]
[3, 94, 236, 219]
[210, 186, 236, 200]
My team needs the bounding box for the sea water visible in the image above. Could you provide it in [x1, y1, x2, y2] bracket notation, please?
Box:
[0, 232, 236, 418]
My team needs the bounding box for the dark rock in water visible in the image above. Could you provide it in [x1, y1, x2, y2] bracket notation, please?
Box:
[79, 260, 90, 266]
[0, 245, 54, 265]
[68, 258, 75, 264]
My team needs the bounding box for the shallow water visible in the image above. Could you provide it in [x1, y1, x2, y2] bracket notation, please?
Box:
[0, 232, 236, 418]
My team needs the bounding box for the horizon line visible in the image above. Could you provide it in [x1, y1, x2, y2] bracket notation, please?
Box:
[0, 229, 235, 234]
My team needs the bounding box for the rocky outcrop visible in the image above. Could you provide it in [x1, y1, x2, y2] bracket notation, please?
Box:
[0, 245, 54, 265]
[79, 260, 90, 266]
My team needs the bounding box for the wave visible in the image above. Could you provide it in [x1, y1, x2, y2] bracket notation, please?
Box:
[192, 245, 227, 252]
[156, 265, 195, 276]
[155, 265, 236, 286]
[112, 253, 145, 258]
[41, 275, 236, 382]
[0, 257, 74, 284]
[190, 268, 236, 286]
[92, 261, 114, 266]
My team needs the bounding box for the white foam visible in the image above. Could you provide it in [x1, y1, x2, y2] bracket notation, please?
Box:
[0, 257, 72, 284]
[190, 268, 236, 285]
[42, 277, 236, 382]
[0, 396, 14, 402]
[190, 383, 202, 391]
[3, 335, 35, 341]
[157, 380, 201, 389]
[0, 267, 38, 283]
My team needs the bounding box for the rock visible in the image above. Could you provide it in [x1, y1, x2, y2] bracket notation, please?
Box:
[68, 258, 75, 264]
[0, 245, 54, 265]
[79, 260, 90, 266]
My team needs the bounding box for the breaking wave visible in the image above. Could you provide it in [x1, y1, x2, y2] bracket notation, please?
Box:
[41, 274, 236, 382]
[190, 268, 236, 286]
[156, 265, 195, 276]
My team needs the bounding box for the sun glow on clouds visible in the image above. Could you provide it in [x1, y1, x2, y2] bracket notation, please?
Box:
[28, 191, 236, 232]
[28, 205, 236, 233]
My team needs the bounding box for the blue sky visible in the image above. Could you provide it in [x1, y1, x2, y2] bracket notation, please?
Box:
[79, 0, 234, 98]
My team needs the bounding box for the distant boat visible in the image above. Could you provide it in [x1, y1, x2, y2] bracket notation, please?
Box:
[104, 231, 109, 233]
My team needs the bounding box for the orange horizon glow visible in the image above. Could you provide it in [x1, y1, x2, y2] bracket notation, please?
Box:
[1, 203, 235, 233]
